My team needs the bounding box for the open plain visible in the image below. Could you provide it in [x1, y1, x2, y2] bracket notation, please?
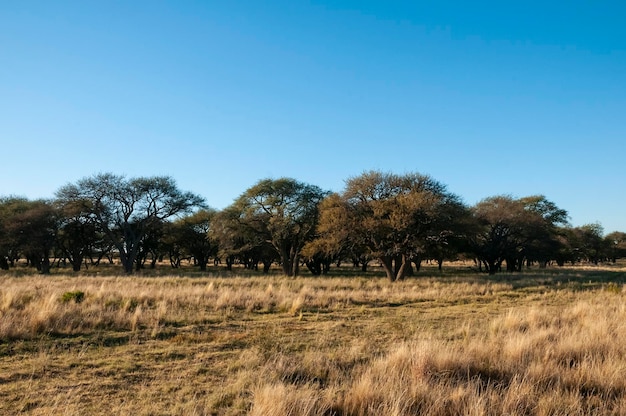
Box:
[2, 263, 626, 415]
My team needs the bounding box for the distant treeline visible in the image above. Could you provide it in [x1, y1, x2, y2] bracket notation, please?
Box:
[1, 171, 624, 280]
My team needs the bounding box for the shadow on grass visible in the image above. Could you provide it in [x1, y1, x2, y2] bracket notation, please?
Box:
[2, 259, 625, 294]
[411, 264, 626, 293]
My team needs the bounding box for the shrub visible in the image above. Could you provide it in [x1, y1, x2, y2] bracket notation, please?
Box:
[605, 282, 622, 294]
[61, 290, 85, 304]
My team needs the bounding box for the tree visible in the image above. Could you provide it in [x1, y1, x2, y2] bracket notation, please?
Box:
[56, 173, 205, 274]
[605, 231, 626, 263]
[302, 193, 373, 273]
[211, 205, 277, 272]
[55, 197, 102, 271]
[572, 223, 605, 265]
[0, 198, 58, 274]
[172, 209, 218, 271]
[133, 219, 166, 270]
[470, 195, 569, 274]
[219, 178, 328, 276]
[515, 195, 569, 269]
[315, 171, 466, 281]
[0, 197, 30, 270]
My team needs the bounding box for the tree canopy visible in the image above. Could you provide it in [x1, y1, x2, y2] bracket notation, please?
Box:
[216, 178, 329, 276]
[0, 170, 622, 277]
[315, 171, 468, 281]
[470, 195, 570, 274]
[55, 173, 205, 274]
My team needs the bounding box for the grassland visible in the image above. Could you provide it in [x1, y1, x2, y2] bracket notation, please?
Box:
[1, 262, 626, 415]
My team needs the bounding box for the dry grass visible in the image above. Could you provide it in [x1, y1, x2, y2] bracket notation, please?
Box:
[1, 263, 625, 415]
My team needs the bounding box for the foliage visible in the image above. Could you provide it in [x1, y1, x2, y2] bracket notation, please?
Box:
[0, 196, 31, 270]
[61, 290, 85, 304]
[0, 171, 625, 276]
[314, 171, 468, 281]
[166, 209, 218, 271]
[0, 197, 58, 273]
[216, 178, 329, 276]
[471, 195, 569, 274]
[55, 173, 205, 274]
[605, 231, 626, 263]
[55, 197, 105, 271]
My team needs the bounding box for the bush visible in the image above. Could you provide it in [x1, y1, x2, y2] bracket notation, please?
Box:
[605, 282, 622, 294]
[61, 290, 85, 304]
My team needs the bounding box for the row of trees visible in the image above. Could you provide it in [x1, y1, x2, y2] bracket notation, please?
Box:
[1, 172, 625, 280]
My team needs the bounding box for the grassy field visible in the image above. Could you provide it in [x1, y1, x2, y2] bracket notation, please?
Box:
[1, 262, 626, 415]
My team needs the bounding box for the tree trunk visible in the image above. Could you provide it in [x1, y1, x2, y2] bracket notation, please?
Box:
[195, 253, 208, 271]
[405, 261, 414, 277]
[306, 259, 322, 275]
[393, 255, 403, 277]
[40, 255, 51, 275]
[283, 248, 299, 277]
[380, 255, 410, 282]
[279, 246, 294, 276]
[380, 256, 396, 282]
[413, 257, 422, 272]
[395, 254, 410, 281]
[506, 258, 516, 272]
[226, 256, 234, 271]
[281, 259, 292, 276]
[322, 259, 331, 274]
[123, 261, 134, 274]
[120, 252, 134, 274]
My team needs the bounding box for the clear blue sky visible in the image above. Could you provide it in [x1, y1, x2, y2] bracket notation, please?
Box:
[1, 1, 625, 233]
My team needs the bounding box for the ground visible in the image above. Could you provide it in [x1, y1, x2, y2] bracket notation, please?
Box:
[1, 262, 625, 415]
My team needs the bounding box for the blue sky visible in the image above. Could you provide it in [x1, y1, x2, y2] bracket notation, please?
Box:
[1, 1, 625, 233]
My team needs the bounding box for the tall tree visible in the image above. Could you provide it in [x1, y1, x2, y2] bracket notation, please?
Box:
[315, 171, 466, 281]
[471, 195, 568, 274]
[220, 178, 329, 276]
[517, 195, 569, 268]
[571, 223, 605, 265]
[55, 198, 102, 271]
[211, 205, 277, 272]
[0, 199, 58, 274]
[56, 173, 205, 274]
[0, 197, 30, 270]
[172, 209, 218, 271]
[605, 231, 626, 263]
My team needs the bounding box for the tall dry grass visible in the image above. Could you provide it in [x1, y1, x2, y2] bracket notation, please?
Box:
[0, 275, 510, 340]
[248, 293, 626, 415]
[1, 270, 626, 415]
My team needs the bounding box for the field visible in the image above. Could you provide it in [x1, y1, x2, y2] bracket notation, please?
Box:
[1, 263, 626, 415]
